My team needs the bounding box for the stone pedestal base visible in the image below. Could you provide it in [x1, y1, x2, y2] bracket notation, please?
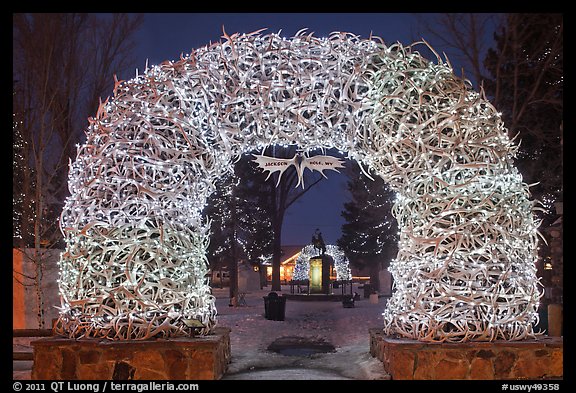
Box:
[31, 327, 231, 380]
[369, 328, 563, 380]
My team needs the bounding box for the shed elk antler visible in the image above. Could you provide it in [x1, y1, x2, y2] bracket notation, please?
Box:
[57, 30, 542, 342]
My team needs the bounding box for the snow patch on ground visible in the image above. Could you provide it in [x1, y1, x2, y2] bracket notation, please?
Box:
[214, 286, 391, 380]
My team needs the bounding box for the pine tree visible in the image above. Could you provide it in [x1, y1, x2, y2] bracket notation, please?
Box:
[13, 90, 35, 248]
[203, 174, 237, 280]
[203, 154, 274, 298]
[233, 155, 275, 268]
[483, 13, 563, 224]
[338, 162, 398, 290]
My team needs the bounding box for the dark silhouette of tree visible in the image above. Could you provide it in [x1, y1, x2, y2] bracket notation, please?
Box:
[12, 13, 143, 328]
[338, 162, 398, 291]
[484, 13, 563, 224]
[203, 154, 274, 303]
[264, 145, 325, 291]
[417, 13, 562, 223]
[414, 13, 503, 89]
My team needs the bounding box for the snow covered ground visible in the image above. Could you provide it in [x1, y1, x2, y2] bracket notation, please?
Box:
[213, 286, 390, 380]
[12, 285, 391, 380]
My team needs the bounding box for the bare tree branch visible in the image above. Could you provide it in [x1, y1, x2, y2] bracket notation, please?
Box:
[12, 13, 143, 328]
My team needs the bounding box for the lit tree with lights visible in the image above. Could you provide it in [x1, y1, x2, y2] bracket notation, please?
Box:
[203, 154, 274, 298]
[203, 173, 238, 289]
[235, 157, 275, 273]
[338, 162, 397, 290]
[13, 92, 35, 247]
[234, 155, 275, 264]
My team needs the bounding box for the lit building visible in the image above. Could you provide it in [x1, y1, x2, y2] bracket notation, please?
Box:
[263, 245, 302, 283]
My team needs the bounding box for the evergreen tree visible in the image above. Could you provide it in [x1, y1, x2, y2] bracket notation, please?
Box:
[483, 13, 563, 224]
[13, 93, 36, 247]
[203, 173, 237, 281]
[338, 162, 398, 290]
[234, 155, 275, 267]
[203, 154, 274, 298]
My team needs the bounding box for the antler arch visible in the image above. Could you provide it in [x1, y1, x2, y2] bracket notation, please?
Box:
[56, 29, 542, 342]
[292, 244, 352, 282]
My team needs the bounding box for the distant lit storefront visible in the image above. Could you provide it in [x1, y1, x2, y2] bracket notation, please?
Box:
[264, 245, 301, 283]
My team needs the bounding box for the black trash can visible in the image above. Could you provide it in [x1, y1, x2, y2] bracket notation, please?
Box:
[263, 291, 286, 321]
[342, 294, 355, 308]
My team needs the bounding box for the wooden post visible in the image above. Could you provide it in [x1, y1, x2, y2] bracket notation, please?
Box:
[548, 304, 563, 336]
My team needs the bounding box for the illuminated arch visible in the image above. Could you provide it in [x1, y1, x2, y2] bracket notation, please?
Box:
[292, 244, 352, 282]
[56, 29, 543, 342]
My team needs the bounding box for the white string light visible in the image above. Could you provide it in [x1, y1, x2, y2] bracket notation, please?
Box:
[292, 244, 352, 282]
[55, 29, 543, 342]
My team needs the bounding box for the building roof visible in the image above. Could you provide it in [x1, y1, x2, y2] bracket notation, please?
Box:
[259, 244, 307, 266]
[281, 245, 306, 263]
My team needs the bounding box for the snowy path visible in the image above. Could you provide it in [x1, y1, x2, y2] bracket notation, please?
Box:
[214, 287, 390, 380]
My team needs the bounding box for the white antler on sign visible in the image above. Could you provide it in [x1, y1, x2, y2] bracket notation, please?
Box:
[297, 155, 345, 188]
[252, 153, 345, 188]
[251, 154, 299, 186]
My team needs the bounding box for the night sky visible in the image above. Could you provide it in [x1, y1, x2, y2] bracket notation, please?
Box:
[126, 13, 485, 246]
